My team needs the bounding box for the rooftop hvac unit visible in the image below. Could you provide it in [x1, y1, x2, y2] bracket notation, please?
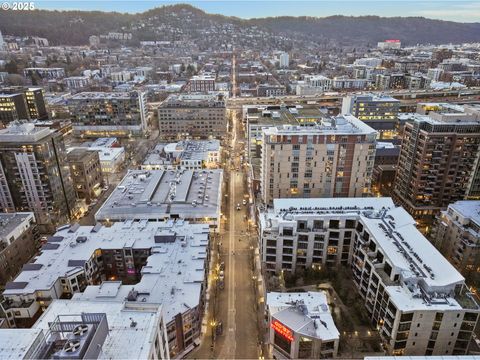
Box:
[53, 323, 94, 359]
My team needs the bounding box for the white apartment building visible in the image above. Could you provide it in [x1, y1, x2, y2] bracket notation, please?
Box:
[1, 220, 209, 358]
[279, 52, 289, 68]
[266, 291, 339, 359]
[63, 76, 91, 90]
[259, 197, 480, 356]
[296, 75, 332, 95]
[260, 115, 377, 204]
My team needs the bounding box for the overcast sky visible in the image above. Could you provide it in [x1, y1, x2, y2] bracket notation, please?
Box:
[34, 1, 480, 23]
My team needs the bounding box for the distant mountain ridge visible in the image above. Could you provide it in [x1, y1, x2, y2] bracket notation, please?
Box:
[0, 4, 479, 46]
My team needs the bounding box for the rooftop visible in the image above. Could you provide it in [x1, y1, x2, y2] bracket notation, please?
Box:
[267, 291, 339, 341]
[345, 93, 400, 103]
[95, 169, 222, 222]
[262, 197, 473, 311]
[0, 122, 54, 143]
[4, 220, 209, 324]
[69, 91, 142, 101]
[161, 93, 225, 108]
[262, 114, 377, 136]
[449, 200, 480, 228]
[143, 140, 220, 166]
[244, 104, 328, 127]
[33, 300, 162, 359]
[0, 212, 34, 244]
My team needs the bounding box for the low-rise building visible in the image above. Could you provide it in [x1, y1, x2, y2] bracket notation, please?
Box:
[266, 291, 339, 359]
[0, 300, 169, 359]
[0, 212, 37, 286]
[141, 140, 221, 170]
[95, 169, 222, 228]
[1, 220, 209, 358]
[68, 91, 147, 137]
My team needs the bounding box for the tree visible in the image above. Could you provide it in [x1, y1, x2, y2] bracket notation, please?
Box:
[4, 74, 25, 86]
[5, 60, 18, 74]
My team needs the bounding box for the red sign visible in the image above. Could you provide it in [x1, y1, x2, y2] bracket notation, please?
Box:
[385, 39, 400, 43]
[271, 320, 294, 342]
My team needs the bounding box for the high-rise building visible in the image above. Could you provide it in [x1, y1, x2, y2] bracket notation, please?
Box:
[158, 93, 226, 139]
[68, 91, 147, 137]
[0, 87, 48, 126]
[259, 197, 480, 356]
[342, 94, 400, 139]
[0, 93, 29, 126]
[279, 52, 289, 68]
[433, 200, 480, 284]
[260, 114, 377, 205]
[0, 122, 76, 231]
[392, 109, 480, 229]
[0, 31, 5, 51]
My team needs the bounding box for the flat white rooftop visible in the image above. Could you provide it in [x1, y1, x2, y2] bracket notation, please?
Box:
[262, 197, 473, 311]
[0, 328, 43, 359]
[34, 300, 162, 360]
[267, 291, 339, 341]
[262, 114, 376, 136]
[69, 91, 141, 100]
[449, 200, 480, 227]
[95, 169, 222, 223]
[0, 122, 53, 142]
[5, 220, 208, 326]
[143, 140, 220, 166]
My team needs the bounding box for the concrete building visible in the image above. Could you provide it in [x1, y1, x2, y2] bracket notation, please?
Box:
[257, 84, 287, 97]
[23, 68, 65, 80]
[158, 93, 226, 139]
[296, 75, 332, 95]
[63, 76, 91, 90]
[0, 212, 37, 286]
[392, 110, 480, 229]
[342, 94, 400, 139]
[377, 40, 401, 50]
[0, 87, 48, 126]
[260, 114, 377, 205]
[67, 148, 104, 204]
[68, 91, 147, 137]
[185, 74, 216, 93]
[95, 169, 222, 228]
[141, 140, 221, 170]
[1, 220, 209, 358]
[433, 201, 480, 285]
[243, 104, 327, 159]
[279, 52, 289, 68]
[259, 197, 480, 356]
[266, 291, 339, 359]
[0, 300, 169, 359]
[0, 122, 76, 231]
